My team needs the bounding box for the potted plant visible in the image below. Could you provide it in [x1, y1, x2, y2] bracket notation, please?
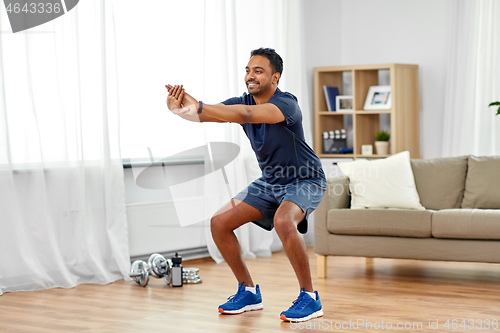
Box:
[489, 101, 500, 115]
[375, 130, 390, 155]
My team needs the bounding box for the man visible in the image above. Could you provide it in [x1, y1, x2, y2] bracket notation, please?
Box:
[166, 48, 326, 322]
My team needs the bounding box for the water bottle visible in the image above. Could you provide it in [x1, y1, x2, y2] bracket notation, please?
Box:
[171, 253, 183, 287]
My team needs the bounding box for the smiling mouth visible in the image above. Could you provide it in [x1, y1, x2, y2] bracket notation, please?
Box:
[247, 82, 259, 88]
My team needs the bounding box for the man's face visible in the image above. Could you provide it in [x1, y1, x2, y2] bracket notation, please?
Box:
[245, 55, 279, 96]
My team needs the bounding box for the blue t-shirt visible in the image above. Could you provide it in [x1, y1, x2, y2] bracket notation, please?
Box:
[222, 88, 325, 185]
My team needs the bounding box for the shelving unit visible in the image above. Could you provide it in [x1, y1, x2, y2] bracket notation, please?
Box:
[313, 64, 420, 159]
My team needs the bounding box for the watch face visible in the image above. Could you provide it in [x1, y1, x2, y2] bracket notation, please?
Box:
[5, 0, 80, 33]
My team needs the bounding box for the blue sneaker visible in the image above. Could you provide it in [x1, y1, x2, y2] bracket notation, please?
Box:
[218, 281, 263, 314]
[280, 289, 323, 322]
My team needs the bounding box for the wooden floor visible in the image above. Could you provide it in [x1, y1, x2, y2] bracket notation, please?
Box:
[1, 247, 500, 333]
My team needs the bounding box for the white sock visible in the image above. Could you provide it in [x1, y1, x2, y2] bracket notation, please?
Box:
[245, 286, 257, 294]
[306, 291, 316, 300]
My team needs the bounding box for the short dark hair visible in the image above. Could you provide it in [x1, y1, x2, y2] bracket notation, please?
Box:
[250, 48, 283, 77]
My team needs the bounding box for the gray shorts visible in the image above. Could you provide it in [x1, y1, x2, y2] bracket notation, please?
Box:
[233, 177, 327, 234]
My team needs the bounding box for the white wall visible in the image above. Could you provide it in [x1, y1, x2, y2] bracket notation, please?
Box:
[302, 0, 343, 140]
[303, 0, 453, 158]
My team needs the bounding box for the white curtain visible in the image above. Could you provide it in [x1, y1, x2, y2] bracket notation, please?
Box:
[0, 0, 129, 294]
[442, 0, 500, 157]
[200, 0, 309, 263]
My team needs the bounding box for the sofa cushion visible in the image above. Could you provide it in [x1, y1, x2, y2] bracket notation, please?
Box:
[325, 176, 350, 209]
[337, 151, 425, 210]
[411, 156, 468, 210]
[462, 156, 500, 209]
[432, 209, 500, 240]
[327, 209, 432, 238]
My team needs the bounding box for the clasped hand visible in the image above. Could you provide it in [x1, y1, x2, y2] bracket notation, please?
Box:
[165, 84, 199, 116]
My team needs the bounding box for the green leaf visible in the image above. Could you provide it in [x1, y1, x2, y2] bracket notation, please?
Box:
[488, 102, 500, 115]
[375, 130, 390, 141]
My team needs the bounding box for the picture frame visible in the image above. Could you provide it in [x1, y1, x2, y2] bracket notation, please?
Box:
[335, 95, 353, 111]
[363, 85, 391, 110]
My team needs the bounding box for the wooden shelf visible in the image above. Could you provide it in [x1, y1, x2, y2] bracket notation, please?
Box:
[313, 63, 420, 160]
[319, 154, 391, 159]
[319, 154, 354, 158]
[355, 110, 392, 114]
[354, 154, 391, 158]
[318, 111, 354, 115]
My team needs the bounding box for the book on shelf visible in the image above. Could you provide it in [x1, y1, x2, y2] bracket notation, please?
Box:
[323, 86, 339, 111]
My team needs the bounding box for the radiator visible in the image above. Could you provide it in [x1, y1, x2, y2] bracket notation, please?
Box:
[126, 198, 208, 257]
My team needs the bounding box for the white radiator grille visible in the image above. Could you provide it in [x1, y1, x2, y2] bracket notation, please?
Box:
[126, 198, 207, 257]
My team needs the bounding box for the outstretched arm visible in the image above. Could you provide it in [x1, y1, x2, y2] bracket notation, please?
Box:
[200, 102, 285, 124]
[166, 85, 226, 123]
[167, 85, 285, 124]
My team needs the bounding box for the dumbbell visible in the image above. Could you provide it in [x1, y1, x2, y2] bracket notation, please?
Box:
[129, 254, 173, 287]
[129, 260, 150, 287]
[147, 253, 173, 285]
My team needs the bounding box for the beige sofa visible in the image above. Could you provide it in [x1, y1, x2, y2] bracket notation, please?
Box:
[314, 155, 500, 278]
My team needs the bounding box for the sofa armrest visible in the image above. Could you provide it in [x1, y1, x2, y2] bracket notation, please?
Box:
[314, 176, 350, 255]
